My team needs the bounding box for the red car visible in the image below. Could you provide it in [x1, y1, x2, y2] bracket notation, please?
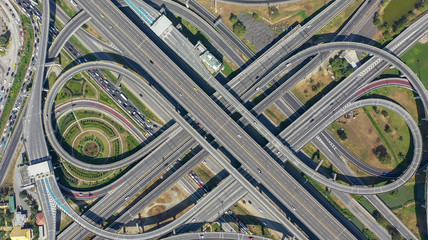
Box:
[6, 89, 9, 93]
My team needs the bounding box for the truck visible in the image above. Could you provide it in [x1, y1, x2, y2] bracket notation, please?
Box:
[120, 93, 128, 102]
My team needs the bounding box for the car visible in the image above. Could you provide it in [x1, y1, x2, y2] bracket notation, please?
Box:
[255, 87, 260, 91]
[191, 218, 196, 222]
[78, 193, 83, 196]
[100, 14, 105, 18]
[291, 206, 296, 211]
[193, 87, 198, 91]
[257, 168, 262, 173]
[285, 62, 291, 67]
[7, 67, 10, 71]
[179, 92, 182, 96]
[196, 123, 200, 126]
[258, 208, 263, 212]
[277, 151, 281, 155]
[110, 25, 113, 29]
[248, 200, 252, 204]
[125, 195, 130, 201]
[253, 121, 257, 125]
[11, 72, 14, 77]
[237, 134, 241, 138]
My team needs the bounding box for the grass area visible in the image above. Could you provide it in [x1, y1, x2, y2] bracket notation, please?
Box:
[60, 49, 77, 69]
[316, 0, 364, 36]
[354, 174, 426, 239]
[48, 72, 58, 89]
[58, 112, 76, 134]
[251, 92, 265, 105]
[0, 15, 34, 134]
[62, 160, 116, 182]
[383, 0, 419, 24]
[121, 85, 163, 124]
[328, 100, 411, 172]
[80, 119, 116, 137]
[68, 36, 96, 61]
[363, 106, 411, 168]
[230, 203, 274, 238]
[401, 42, 428, 89]
[57, 160, 130, 190]
[58, 215, 73, 232]
[82, 23, 108, 43]
[291, 62, 335, 107]
[55, 0, 78, 18]
[198, 0, 325, 33]
[193, 164, 221, 190]
[264, 104, 288, 128]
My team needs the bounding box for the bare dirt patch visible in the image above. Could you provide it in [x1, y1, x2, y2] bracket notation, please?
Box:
[138, 183, 192, 232]
[147, 205, 167, 216]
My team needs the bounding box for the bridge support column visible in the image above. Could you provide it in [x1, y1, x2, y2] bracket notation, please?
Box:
[215, 0, 218, 13]
[332, 172, 337, 181]
[421, 205, 426, 209]
[315, 159, 324, 172]
[415, 96, 421, 99]
[185, 0, 189, 8]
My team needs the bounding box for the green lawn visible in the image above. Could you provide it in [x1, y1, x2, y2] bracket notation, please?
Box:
[383, 0, 418, 25]
[401, 42, 428, 89]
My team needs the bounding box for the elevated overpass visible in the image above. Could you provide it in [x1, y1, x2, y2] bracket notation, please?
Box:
[270, 41, 428, 150]
[23, 0, 50, 162]
[163, 232, 271, 240]
[47, 10, 91, 61]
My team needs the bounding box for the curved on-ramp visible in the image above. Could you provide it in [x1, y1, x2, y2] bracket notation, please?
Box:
[44, 62, 182, 172]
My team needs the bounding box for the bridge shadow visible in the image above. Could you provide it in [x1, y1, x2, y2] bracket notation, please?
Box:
[99, 169, 229, 232]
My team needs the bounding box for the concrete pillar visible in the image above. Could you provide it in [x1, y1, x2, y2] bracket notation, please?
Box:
[185, 0, 189, 8]
[315, 159, 324, 172]
[333, 173, 337, 181]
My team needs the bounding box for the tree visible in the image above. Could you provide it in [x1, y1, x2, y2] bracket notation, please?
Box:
[381, 109, 389, 117]
[387, 226, 401, 240]
[337, 128, 347, 140]
[372, 106, 380, 114]
[373, 145, 391, 164]
[372, 210, 381, 220]
[229, 13, 238, 24]
[232, 22, 246, 38]
[384, 124, 392, 133]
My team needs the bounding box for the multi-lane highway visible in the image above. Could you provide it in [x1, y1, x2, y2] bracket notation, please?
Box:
[23, 0, 50, 162]
[24, 0, 427, 239]
[59, 2, 360, 234]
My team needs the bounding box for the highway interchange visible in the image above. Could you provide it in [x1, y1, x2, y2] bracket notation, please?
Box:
[1, 0, 426, 239]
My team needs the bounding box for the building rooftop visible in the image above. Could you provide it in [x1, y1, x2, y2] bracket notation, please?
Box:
[13, 211, 27, 227]
[151, 15, 172, 37]
[9, 195, 15, 213]
[200, 51, 223, 72]
[36, 212, 45, 226]
[27, 161, 53, 179]
[10, 226, 32, 240]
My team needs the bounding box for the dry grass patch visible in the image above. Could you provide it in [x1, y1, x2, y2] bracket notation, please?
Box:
[139, 183, 192, 232]
[291, 63, 333, 104]
[196, 0, 325, 32]
[264, 104, 287, 126]
[328, 108, 396, 171]
[317, 0, 364, 36]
